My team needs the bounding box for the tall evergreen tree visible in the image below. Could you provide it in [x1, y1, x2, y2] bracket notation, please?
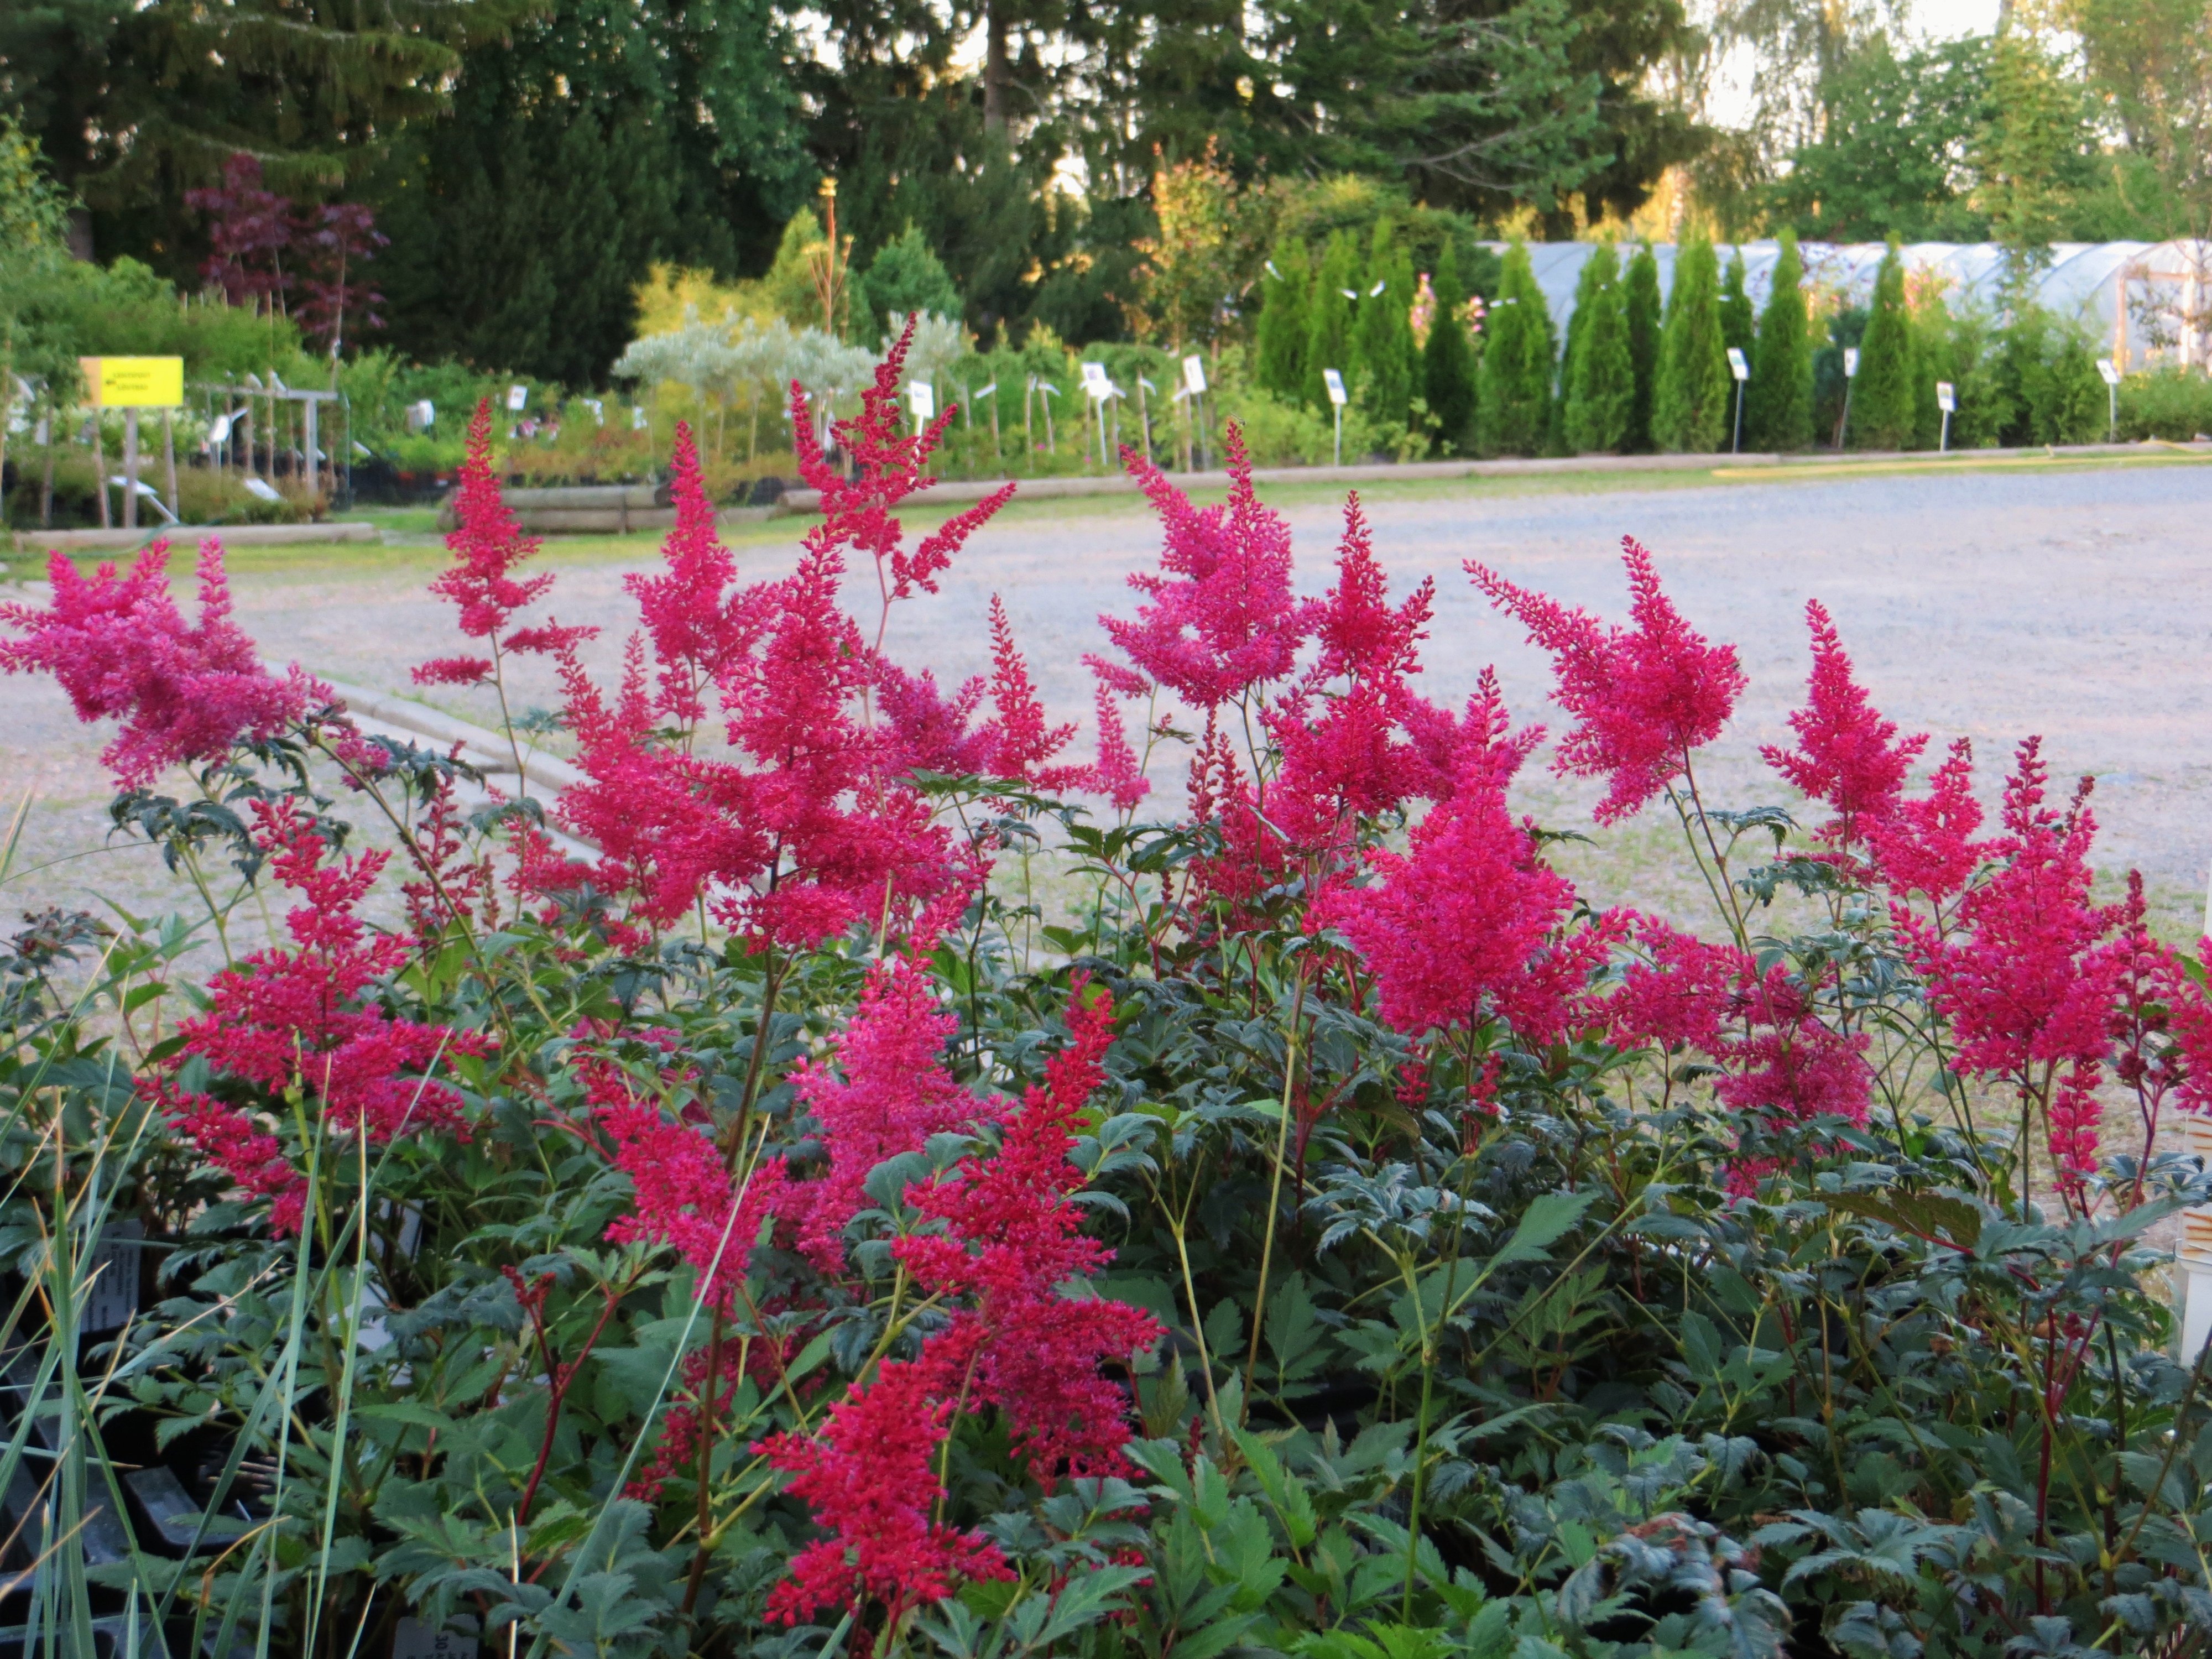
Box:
[1720, 253, 1754, 369]
[1474, 242, 1556, 457]
[1746, 230, 1813, 450]
[1621, 243, 1663, 452]
[1852, 241, 1916, 448]
[1305, 230, 1360, 410]
[1354, 222, 1412, 427]
[1256, 239, 1312, 401]
[1652, 237, 1730, 452]
[1563, 244, 1632, 453]
[1424, 241, 1477, 455]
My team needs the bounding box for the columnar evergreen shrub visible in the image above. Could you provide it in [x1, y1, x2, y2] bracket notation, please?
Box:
[1562, 243, 1632, 453]
[1719, 251, 1755, 375]
[1852, 242, 1917, 448]
[1746, 230, 1813, 450]
[1305, 230, 1360, 411]
[1353, 223, 1412, 429]
[1474, 240, 1555, 457]
[1652, 236, 1730, 452]
[1255, 239, 1311, 401]
[1622, 241, 1663, 451]
[1423, 241, 1477, 453]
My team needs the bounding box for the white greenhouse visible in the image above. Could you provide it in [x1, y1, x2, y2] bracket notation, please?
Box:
[1507, 241, 2212, 371]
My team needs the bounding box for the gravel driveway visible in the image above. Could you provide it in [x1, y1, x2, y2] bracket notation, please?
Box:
[5, 461, 2209, 944]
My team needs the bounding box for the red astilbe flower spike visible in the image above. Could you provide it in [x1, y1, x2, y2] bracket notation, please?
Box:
[1762, 601, 1928, 848]
[788, 954, 989, 1273]
[625, 422, 765, 728]
[0, 540, 322, 789]
[147, 801, 488, 1234]
[1468, 538, 1746, 823]
[898, 978, 1162, 1483]
[760, 1354, 1013, 1628]
[1335, 680, 1616, 1044]
[416, 400, 562, 686]
[979, 596, 1084, 789]
[1896, 740, 2127, 1187]
[1086, 679, 1151, 812]
[1099, 427, 1320, 709]
[1866, 738, 1987, 905]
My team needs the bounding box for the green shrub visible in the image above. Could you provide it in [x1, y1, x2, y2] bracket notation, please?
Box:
[1851, 242, 1916, 448]
[1562, 244, 1632, 454]
[2119, 365, 2212, 439]
[1353, 225, 1414, 429]
[1622, 243, 1663, 452]
[1255, 240, 1312, 402]
[1652, 237, 1730, 452]
[1746, 231, 1813, 450]
[1304, 230, 1360, 411]
[1422, 242, 1477, 455]
[1473, 241, 1555, 457]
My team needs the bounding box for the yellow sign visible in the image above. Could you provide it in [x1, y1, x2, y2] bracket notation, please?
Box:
[78, 357, 185, 409]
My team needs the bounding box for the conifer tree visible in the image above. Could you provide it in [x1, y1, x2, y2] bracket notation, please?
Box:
[1305, 231, 1360, 411]
[1622, 243, 1663, 452]
[1423, 242, 1477, 455]
[1652, 237, 1730, 452]
[1563, 244, 1632, 454]
[1256, 239, 1312, 402]
[1719, 253, 1754, 372]
[1354, 223, 1412, 427]
[1474, 242, 1556, 457]
[1746, 230, 1813, 451]
[1852, 241, 1916, 448]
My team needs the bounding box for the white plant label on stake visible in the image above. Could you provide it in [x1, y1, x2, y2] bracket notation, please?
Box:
[1081, 361, 1110, 392]
[907, 380, 936, 422]
[2098, 358, 2122, 387]
[506, 383, 529, 413]
[1936, 382, 1956, 413]
[405, 400, 435, 433]
[632, 405, 649, 430]
[1181, 354, 1207, 397]
[1322, 368, 1348, 407]
[207, 414, 233, 446]
[1726, 347, 1749, 382]
[585, 398, 605, 426]
[1843, 348, 1860, 378]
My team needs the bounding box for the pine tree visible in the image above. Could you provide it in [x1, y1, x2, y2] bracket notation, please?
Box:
[1354, 222, 1412, 428]
[1305, 230, 1360, 411]
[1474, 242, 1556, 457]
[1652, 237, 1731, 452]
[1622, 243, 1663, 452]
[1423, 241, 1477, 455]
[1746, 230, 1813, 451]
[1852, 241, 1916, 448]
[1256, 239, 1312, 401]
[1563, 244, 1632, 454]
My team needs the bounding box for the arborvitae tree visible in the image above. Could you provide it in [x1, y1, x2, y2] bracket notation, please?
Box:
[1910, 289, 1954, 450]
[1746, 230, 1813, 451]
[1256, 240, 1312, 401]
[1474, 241, 1556, 457]
[1853, 241, 1916, 448]
[1652, 237, 1731, 452]
[1622, 243, 1663, 452]
[1563, 244, 1632, 453]
[1552, 246, 1611, 454]
[1305, 230, 1360, 410]
[1424, 241, 1477, 455]
[1354, 223, 1413, 427]
[1719, 253, 1755, 373]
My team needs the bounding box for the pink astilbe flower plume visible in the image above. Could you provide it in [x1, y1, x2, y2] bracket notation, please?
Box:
[1867, 738, 1987, 904]
[1086, 680, 1151, 811]
[145, 801, 488, 1234]
[1468, 538, 1745, 822]
[1762, 601, 1927, 847]
[0, 539, 322, 789]
[1337, 679, 1618, 1045]
[625, 422, 762, 727]
[416, 399, 568, 686]
[1099, 426, 1319, 709]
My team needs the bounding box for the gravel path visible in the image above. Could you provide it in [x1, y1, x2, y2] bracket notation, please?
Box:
[5, 462, 2210, 941]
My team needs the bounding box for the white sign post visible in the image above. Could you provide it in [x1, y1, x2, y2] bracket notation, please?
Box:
[1936, 380, 1955, 452]
[906, 379, 935, 433]
[1322, 368, 1348, 466]
[2098, 357, 2121, 442]
[1725, 347, 1750, 454]
[505, 383, 529, 413]
[1182, 355, 1209, 471]
[1081, 362, 1113, 466]
[1836, 347, 1861, 448]
[973, 381, 1000, 456]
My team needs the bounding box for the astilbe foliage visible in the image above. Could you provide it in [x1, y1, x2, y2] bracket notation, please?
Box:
[144, 801, 487, 1234]
[1469, 538, 1746, 822]
[0, 539, 322, 789]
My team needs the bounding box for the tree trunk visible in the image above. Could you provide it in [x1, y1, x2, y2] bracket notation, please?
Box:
[984, 0, 1011, 136]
